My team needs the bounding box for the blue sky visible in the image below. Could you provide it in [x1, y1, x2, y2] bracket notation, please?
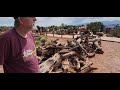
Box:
[0, 17, 120, 26]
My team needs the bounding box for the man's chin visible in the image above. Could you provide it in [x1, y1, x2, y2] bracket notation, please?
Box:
[32, 26, 37, 30]
[27, 28, 34, 31]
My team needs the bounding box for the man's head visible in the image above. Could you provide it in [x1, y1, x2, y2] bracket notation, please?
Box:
[14, 17, 37, 31]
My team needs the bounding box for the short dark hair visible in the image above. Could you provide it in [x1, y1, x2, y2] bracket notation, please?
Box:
[13, 17, 18, 19]
[13, 17, 19, 27]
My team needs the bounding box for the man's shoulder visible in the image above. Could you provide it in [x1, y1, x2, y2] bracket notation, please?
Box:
[28, 31, 33, 35]
[0, 28, 16, 40]
[28, 31, 34, 38]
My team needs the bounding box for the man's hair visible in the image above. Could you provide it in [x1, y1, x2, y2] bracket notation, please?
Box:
[13, 17, 18, 20]
[13, 17, 19, 27]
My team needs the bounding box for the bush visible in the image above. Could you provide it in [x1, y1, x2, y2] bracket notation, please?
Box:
[106, 34, 113, 37]
[114, 29, 120, 38]
[40, 36, 47, 44]
[35, 35, 47, 47]
[110, 29, 120, 38]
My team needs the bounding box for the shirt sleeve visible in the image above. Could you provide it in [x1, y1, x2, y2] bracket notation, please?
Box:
[0, 36, 9, 65]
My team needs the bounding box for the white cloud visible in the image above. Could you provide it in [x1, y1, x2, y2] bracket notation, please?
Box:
[80, 17, 120, 23]
[0, 17, 120, 26]
[0, 17, 14, 26]
[35, 17, 74, 26]
[35, 17, 120, 26]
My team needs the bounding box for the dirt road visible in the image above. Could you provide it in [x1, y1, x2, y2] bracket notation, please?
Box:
[90, 41, 120, 73]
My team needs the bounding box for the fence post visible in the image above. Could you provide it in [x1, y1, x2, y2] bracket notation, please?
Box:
[73, 30, 74, 38]
[46, 29, 47, 36]
[53, 29, 54, 37]
[61, 29, 63, 38]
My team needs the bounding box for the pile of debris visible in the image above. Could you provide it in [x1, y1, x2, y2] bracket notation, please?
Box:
[36, 32, 104, 73]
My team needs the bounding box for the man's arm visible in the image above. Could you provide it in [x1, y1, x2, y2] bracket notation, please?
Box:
[0, 36, 9, 73]
[0, 65, 4, 73]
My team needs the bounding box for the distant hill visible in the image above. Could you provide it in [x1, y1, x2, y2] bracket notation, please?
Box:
[81, 20, 120, 27]
[102, 20, 120, 26]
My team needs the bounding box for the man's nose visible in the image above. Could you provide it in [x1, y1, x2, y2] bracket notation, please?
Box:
[33, 17, 37, 21]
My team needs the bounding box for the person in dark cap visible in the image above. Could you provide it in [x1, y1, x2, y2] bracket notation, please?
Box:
[0, 17, 41, 73]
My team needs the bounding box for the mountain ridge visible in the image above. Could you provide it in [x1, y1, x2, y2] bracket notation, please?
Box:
[82, 20, 120, 26]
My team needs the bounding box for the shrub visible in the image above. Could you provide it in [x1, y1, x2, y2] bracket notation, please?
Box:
[40, 36, 47, 44]
[35, 35, 47, 47]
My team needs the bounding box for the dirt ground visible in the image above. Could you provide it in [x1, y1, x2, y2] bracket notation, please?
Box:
[0, 36, 120, 73]
[90, 41, 120, 73]
[46, 36, 120, 73]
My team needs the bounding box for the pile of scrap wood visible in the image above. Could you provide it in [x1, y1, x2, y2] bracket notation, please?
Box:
[37, 33, 104, 73]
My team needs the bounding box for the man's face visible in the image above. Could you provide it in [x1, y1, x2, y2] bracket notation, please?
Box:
[19, 17, 37, 30]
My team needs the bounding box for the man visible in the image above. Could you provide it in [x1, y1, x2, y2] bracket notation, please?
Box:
[0, 17, 40, 73]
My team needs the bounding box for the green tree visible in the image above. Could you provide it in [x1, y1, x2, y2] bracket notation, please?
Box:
[111, 24, 120, 38]
[87, 22, 105, 34]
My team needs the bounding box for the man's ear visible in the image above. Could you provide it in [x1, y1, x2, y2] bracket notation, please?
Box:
[18, 17, 24, 24]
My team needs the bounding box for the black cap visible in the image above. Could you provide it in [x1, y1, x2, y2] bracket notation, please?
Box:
[13, 17, 18, 19]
